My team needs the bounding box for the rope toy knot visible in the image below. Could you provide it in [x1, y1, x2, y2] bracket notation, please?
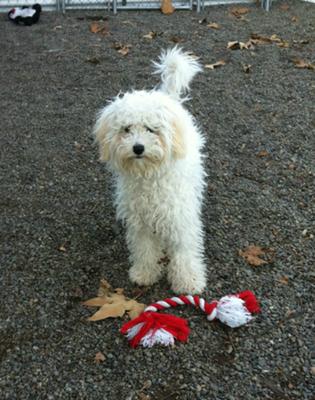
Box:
[121, 290, 260, 348]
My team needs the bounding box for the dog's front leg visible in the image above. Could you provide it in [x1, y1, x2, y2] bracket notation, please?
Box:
[167, 226, 206, 294]
[126, 225, 164, 287]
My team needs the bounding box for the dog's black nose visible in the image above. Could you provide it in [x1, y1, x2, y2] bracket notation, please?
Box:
[133, 144, 145, 155]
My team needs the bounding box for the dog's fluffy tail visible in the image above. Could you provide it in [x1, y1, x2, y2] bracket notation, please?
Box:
[153, 47, 202, 101]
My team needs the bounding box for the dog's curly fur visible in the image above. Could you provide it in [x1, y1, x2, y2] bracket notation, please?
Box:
[93, 47, 207, 294]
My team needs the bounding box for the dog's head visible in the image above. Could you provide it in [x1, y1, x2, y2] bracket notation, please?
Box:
[93, 90, 187, 176]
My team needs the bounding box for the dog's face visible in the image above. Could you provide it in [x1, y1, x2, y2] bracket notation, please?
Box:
[94, 90, 186, 176]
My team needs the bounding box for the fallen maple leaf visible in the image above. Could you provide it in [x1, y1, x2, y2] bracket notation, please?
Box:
[230, 6, 250, 18]
[94, 351, 106, 364]
[250, 33, 273, 44]
[227, 40, 254, 50]
[239, 245, 275, 267]
[207, 22, 221, 30]
[293, 59, 315, 70]
[250, 33, 289, 48]
[89, 21, 109, 36]
[83, 279, 145, 321]
[205, 60, 226, 70]
[112, 43, 132, 56]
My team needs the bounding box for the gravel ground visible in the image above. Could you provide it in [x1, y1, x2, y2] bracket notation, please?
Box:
[1, 0, 315, 399]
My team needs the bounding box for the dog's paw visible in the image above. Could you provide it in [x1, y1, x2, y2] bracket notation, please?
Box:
[129, 265, 162, 286]
[170, 274, 206, 294]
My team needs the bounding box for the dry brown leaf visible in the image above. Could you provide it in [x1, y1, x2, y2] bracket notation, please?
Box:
[170, 35, 184, 43]
[257, 149, 269, 157]
[250, 33, 289, 47]
[118, 47, 130, 56]
[143, 31, 157, 39]
[97, 278, 112, 297]
[250, 33, 273, 44]
[250, 33, 288, 48]
[277, 40, 290, 48]
[293, 59, 315, 70]
[89, 21, 109, 36]
[205, 60, 226, 70]
[243, 64, 252, 73]
[161, 0, 175, 15]
[230, 6, 250, 18]
[207, 22, 221, 30]
[277, 276, 289, 285]
[127, 300, 146, 320]
[83, 280, 145, 321]
[227, 41, 240, 50]
[88, 302, 126, 321]
[112, 43, 132, 56]
[227, 40, 254, 50]
[270, 34, 281, 42]
[293, 39, 309, 45]
[239, 245, 274, 267]
[269, 34, 289, 48]
[94, 351, 106, 364]
[121, 20, 137, 27]
[82, 297, 108, 307]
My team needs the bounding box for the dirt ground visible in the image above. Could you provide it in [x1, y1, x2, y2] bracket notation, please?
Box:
[0, 0, 314, 399]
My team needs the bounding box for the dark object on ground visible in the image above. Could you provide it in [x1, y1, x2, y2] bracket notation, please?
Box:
[8, 3, 41, 26]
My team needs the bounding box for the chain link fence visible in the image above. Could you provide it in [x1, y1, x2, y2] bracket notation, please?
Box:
[1, 0, 60, 11]
[1, 0, 271, 14]
[59, 0, 194, 12]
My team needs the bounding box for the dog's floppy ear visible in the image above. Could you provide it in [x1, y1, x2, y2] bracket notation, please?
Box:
[171, 119, 186, 159]
[93, 108, 111, 162]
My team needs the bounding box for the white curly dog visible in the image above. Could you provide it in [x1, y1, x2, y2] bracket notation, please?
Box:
[93, 47, 207, 294]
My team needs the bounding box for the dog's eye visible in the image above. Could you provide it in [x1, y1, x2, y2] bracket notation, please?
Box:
[146, 126, 156, 134]
[124, 126, 131, 133]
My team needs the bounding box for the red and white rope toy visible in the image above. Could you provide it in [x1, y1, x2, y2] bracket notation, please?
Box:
[121, 290, 260, 348]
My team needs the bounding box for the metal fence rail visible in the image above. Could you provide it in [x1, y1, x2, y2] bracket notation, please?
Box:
[59, 0, 193, 13]
[1, 0, 272, 14]
[0, 0, 60, 11]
